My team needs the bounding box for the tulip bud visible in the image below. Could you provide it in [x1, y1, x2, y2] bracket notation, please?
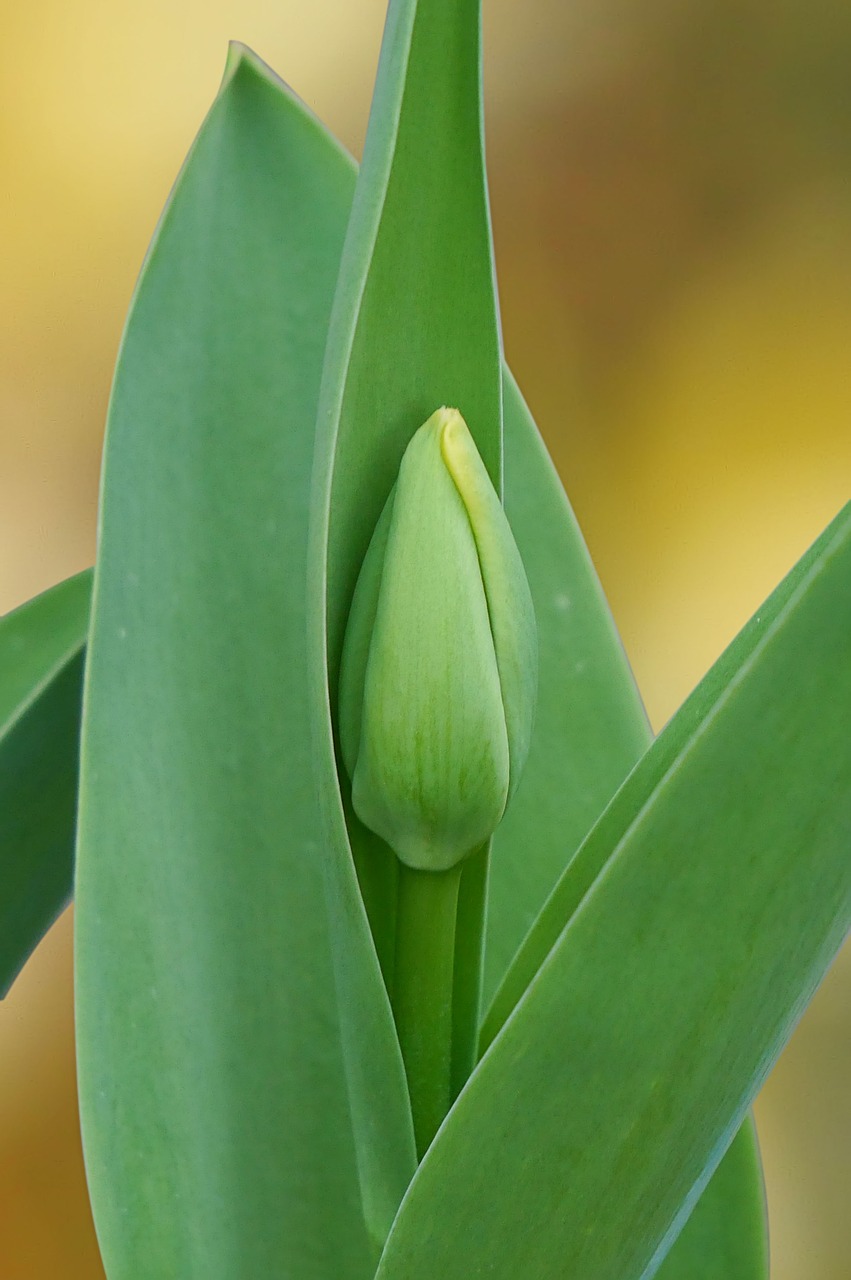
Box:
[339, 407, 537, 872]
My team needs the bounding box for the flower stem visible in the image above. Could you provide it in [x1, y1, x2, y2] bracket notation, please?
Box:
[392, 860, 462, 1157]
[348, 808, 398, 991]
[450, 843, 489, 1098]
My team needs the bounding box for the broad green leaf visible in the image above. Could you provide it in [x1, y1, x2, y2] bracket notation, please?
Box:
[74, 50, 374, 1279]
[306, 0, 501, 1239]
[0, 570, 90, 995]
[496, 376, 766, 1278]
[482, 495, 845, 1045]
[376, 502, 851, 1280]
[492, 374, 651, 995]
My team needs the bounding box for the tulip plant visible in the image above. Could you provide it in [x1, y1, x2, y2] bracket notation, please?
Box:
[1, 1, 849, 1276]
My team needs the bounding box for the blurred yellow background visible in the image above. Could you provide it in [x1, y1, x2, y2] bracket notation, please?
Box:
[1, 0, 849, 1275]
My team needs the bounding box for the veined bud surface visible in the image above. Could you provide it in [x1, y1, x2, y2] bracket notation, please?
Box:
[338, 407, 537, 872]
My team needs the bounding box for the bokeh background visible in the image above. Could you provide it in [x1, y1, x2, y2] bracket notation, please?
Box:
[1, 0, 849, 1275]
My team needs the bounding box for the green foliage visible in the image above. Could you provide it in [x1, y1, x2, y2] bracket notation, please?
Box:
[488, 375, 652, 996]
[655, 1119, 768, 1280]
[0, 571, 89, 994]
[74, 52, 374, 1278]
[2, 1, 848, 1278]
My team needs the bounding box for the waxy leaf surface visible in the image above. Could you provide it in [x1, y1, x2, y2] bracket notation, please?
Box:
[11, 24, 766, 1274]
[491, 375, 651, 993]
[655, 1118, 768, 1280]
[492, 381, 767, 1278]
[74, 51, 373, 1279]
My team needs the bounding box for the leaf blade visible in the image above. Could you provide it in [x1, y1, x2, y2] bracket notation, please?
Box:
[496, 374, 767, 1279]
[0, 570, 90, 995]
[655, 1117, 768, 1280]
[492, 373, 651, 995]
[74, 50, 373, 1278]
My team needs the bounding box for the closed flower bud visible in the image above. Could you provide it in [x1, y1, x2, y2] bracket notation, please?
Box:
[338, 407, 537, 872]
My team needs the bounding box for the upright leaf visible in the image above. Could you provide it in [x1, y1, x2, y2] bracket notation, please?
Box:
[15, 37, 765, 1271]
[655, 1118, 768, 1280]
[0, 571, 90, 994]
[483, 495, 845, 1044]
[492, 375, 651, 994]
[74, 50, 373, 1278]
[376, 503, 851, 1280]
[496, 377, 766, 1279]
[306, 0, 501, 1238]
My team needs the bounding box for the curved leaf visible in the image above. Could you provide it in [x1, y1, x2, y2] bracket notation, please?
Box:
[0, 570, 90, 994]
[376, 502, 851, 1280]
[74, 50, 373, 1279]
[483, 495, 845, 1044]
[306, 0, 501, 1239]
[495, 376, 766, 1278]
[492, 374, 651, 995]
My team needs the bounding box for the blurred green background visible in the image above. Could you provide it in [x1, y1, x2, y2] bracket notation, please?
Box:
[1, 0, 849, 1275]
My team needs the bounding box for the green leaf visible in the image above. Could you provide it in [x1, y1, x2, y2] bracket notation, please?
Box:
[0, 570, 90, 995]
[495, 377, 766, 1279]
[375, 502, 851, 1280]
[74, 49, 374, 1279]
[492, 373, 651, 996]
[655, 1117, 768, 1280]
[306, 0, 502, 1239]
[483, 497, 845, 1046]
